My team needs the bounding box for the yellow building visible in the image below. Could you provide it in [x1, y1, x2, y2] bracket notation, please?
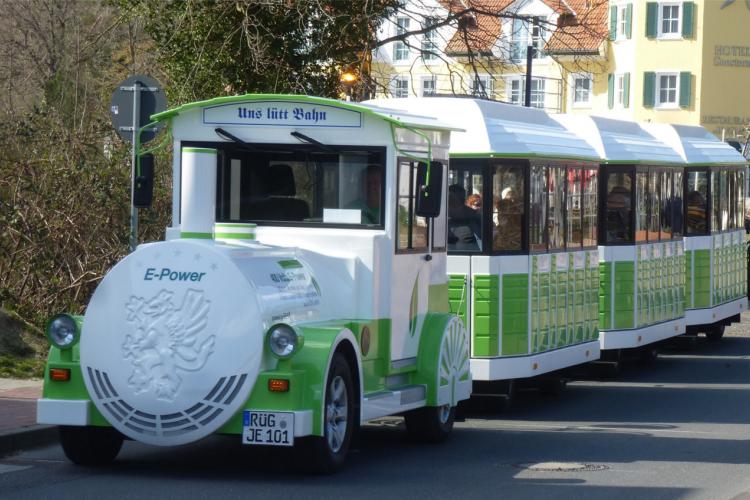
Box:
[372, 0, 750, 141]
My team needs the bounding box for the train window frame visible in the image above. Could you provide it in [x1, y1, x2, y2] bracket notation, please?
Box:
[446, 159, 487, 255]
[490, 159, 528, 255]
[431, 161, 448, 252]
[599, 165, 635, 246]
[185, 141, 388, 230]
[672, 169, 684, 238]
[685, 167, 710, 236]
[396, 158, 431, 254]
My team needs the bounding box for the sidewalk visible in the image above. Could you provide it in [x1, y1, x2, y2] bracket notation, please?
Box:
[0, 378, 57, 456]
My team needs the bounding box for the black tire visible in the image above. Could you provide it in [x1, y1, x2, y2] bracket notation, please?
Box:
[637, 345, 659, 365]
[404, 404, 455, 443]
[59, 426, 123, 466]
[706, 323, 725, 342]
[538, 376, 567, 396]
[297, 353, 355, 474]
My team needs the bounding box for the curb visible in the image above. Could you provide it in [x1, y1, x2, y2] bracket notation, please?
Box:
[0, 425, 58, 458]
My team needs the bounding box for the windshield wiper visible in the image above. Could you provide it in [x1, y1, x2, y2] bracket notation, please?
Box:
[215, 127, 256, 151]
[291, 131, 335, 153]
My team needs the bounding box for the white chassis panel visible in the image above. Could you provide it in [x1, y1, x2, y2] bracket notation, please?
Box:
[37, 398, 314, 437]
[599, 318, 685, 350]
[471, 340, 599, 381]
[685, 297, 747, 326]
[37, 399, 90, 426]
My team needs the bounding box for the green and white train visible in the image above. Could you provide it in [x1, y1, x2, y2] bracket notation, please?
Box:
[370, 97, 747, 383]
[37, 95, 472, 472]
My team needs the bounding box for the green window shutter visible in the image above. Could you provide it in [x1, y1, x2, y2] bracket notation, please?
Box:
[626, 4, 633, 39]
[643, 72, 655, 108]
[646, 2, 658, 38]
[610, 5, 617, 40]
[608, 73, 615, 109]
[623, 73, 631, 108]
[682, 2, 695, 38]
[679, 71, 692, 108]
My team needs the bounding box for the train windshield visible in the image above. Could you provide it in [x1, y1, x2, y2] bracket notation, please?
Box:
[214, 145, 385, 227]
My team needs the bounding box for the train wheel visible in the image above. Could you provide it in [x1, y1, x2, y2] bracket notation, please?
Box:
[706, 324, 726, 342]
[59, 425, 123, 466]
[404, 404, 455, 443]
[298, 353, 354, 474]
[637, 345, 659, 365]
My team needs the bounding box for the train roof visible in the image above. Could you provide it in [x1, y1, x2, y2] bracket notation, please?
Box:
[552, 115, 684, 165]
[642, 123, 748, 166]
[150, 94, 463, 133]
[364, 97, 601, 162]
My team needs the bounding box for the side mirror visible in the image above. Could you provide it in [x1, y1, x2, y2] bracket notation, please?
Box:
[415, 161, 443, 218]
[133, 153, 154, 208]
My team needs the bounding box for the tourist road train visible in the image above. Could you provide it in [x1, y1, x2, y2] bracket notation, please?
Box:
[37, 94, 748, 472]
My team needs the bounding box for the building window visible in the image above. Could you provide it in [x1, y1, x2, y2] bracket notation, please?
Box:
[392, 76, 409, 98]
[421, 17, 437, 61]
[658, 3, 681, 38]
[656, 73, 678, 107]
[421, 76, 436, 97]
[616, 74, 625, 106]
[472, 75, 494, 98]
[572, 74, 592, 107]
[507, 77, 522, 104]
[618, 5, 628, 38]
[509, 16, 545, 62]
[530, 79, 545, 108]
[394, 16, 410, 61]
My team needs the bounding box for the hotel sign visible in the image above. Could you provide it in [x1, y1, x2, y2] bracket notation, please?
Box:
[714, 45, 750, 68]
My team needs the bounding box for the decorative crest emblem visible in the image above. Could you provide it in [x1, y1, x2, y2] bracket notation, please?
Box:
[721, 0, 750, 9]
[122, 289, 216, 401]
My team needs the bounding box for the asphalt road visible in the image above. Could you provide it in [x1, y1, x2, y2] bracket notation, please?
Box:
[3, 319, 750, 500]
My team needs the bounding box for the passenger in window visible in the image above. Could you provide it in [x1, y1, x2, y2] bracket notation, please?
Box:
[448, 184, 481, 251]
[493, 194, 522, 251]
[687, 190, 707, 233]
[606, 185, 631, 242]
[347, 164, 382, 224]
[466, 193, 482, 212]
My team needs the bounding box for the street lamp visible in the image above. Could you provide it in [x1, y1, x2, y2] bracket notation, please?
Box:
[340, 71, 357, 101]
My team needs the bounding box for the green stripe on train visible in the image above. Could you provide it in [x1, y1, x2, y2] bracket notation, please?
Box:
[473, 275, 499, 356]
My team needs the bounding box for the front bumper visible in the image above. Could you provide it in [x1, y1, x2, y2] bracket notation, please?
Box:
[36, 398, 314, 438]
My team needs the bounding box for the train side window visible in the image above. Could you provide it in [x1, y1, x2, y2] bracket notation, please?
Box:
[447, 166, 483, 252]
[686, 169, 708, 235]
[711, 170, 721, 232]
[529, 165, 548, 252]
[491, 163, 525, 252]
[736, 169, 745, 229]
[566, 168, 582, 249]
[548, 166, 566, 250]
[605, 170, 633, 244]
[582, 168, 598, 247]
[673, 170, 683, 238]
[397, 159, 429, 252]
[648, 170, 661, 241]
[660, 170, 672, 240]
[635, 171, 649, 242]
[720, 169, 729, 231]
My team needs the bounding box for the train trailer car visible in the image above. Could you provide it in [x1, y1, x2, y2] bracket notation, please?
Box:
[36, 95, 472, 473]
[647, 124, 748, 340]
[367, 97, 602, 396]
[554, 115, 687, 365]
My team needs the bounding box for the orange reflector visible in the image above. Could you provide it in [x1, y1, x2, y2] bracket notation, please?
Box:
[50, 368, 70, 382]
[532, 362, 539, 370]
[268, 379, 290, 392]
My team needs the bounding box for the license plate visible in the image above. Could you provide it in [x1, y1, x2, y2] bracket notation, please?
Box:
[242, 411, 294, 447]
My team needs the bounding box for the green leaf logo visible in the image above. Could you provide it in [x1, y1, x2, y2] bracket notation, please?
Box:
[409, 272, 419, 337]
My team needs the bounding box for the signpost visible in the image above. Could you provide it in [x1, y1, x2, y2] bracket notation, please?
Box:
[110, 75, 167, 252]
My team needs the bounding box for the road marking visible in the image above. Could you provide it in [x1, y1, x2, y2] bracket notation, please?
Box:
[461, 420, 739, 438]
[0, 464, 32, 474]
[570, 381, 750, 390]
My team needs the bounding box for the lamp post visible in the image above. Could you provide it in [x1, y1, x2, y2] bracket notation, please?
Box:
[340, 71, 357, 102]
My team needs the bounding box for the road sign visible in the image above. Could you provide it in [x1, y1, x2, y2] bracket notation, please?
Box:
[110, 75, 167, 144]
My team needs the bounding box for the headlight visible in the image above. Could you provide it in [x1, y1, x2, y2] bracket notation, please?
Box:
[267, 324, 301, 358]
[45, 314, 81, 349]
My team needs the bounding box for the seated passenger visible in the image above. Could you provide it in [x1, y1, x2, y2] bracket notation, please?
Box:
[448, 184, 481, 251]
[687, 190, 707, 233]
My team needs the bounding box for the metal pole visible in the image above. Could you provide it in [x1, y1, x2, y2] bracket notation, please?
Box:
[524, 45, 534, 107]
[129, 81, 140, 253]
